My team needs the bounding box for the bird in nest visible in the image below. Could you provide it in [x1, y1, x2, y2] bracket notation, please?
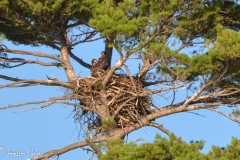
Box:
[91, 51, 109, 77]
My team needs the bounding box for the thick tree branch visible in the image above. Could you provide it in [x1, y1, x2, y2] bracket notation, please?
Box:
[34, 99, 238, 160]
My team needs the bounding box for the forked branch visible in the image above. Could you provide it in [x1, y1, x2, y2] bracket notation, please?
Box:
[181, 64, 229, 109]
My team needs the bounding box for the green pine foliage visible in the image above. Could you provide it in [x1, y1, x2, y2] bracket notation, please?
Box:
[0, 0, 96, 46]
[100, 134, 240, 160]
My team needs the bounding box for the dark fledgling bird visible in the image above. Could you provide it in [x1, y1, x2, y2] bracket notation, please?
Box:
[90, 59, 98, 77]
[90, 51, 109, 77]
[97, 51, 109, 71]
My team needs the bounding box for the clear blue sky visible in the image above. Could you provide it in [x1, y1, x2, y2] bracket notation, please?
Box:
[0, 38, 240, 160]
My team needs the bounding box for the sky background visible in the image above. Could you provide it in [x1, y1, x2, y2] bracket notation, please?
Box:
[0, 36, 240, 160]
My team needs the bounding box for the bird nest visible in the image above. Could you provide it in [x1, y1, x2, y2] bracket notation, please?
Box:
[70, 72, 154, 135]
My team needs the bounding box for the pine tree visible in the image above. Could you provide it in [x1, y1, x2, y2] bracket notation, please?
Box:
[0, 0, 240, 159]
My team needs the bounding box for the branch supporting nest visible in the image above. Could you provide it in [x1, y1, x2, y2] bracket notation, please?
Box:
[70, 72, 155, 135]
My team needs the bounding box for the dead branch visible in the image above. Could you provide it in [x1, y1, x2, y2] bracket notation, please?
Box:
[102, 26, 162, 86]
[14, 102, 56, 113]
[0, 96, 68, 110]
[31, 136, 107, 160]
[181, 81, 214, 109]
[86, 139, 102, 157]
[138, 57, 163, 79]
[0, 79, 71, 89]
[0, 57, 61, 67]
[149, 123, 171, 136]
[208, 108, 240, 124]
[130, 138, 144, 143]
[149, 122, 187, 144]
[123, 64, 137, 92]
[0, 74, 23, 81]
[0, 47, 65, 63]
[143, 78, 174, 86]
[181, 64, 229, 110]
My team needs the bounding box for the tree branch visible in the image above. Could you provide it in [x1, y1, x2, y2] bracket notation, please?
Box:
[137, 57, 163, 79]
[0, 74, 23, 81]
[208, 108, 240, 124]
[143, 78, 174, 86]
[0, 57, 61, 67]
[68, 50, 91, 69]
[149, 122, 187, 143]
[181, 64, 229, 110]
[0, 47, 65, 63]
[0, 79, 71, 89]
[149, 123, 171, 136]
[102, 26, 162, 86]
[0, 96, 68, 110]
[86, 139, 103, 157]
[31, 136, 107, 160]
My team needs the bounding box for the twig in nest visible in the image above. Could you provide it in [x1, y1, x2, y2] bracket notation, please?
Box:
[70, 73, 153, 135]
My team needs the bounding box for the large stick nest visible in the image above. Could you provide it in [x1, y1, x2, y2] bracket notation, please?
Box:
[71, 72, 154, 135]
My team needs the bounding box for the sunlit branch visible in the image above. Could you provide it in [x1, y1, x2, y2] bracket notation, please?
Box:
[0, 47, 65, 63]
[138, 58, 163, 79]
[193, 91, 240, 106]
[103, 28, 162, 86]
[31, 136, 107, 160]
[181, 64, 229, 110]
[123, 64, 137, 92]
[149, 122, 171, 136]
[0, 79, 71, 89]
[0, 96, 68, 110]
[143, 78, 174, 86]
[15, 102, 56, 113]
[149, 122, 187, 143]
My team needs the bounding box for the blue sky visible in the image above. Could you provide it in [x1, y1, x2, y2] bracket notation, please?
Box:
[0, 38, 240, 160]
